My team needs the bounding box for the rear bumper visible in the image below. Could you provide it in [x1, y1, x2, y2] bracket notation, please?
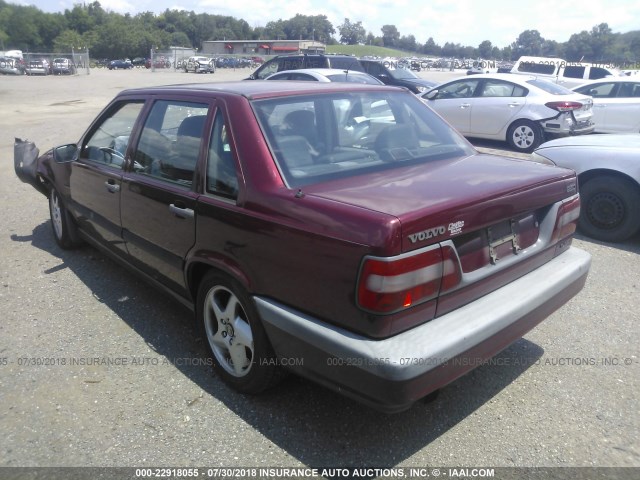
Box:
[541, 115, 594, 136]
[255, 247, 591, 413]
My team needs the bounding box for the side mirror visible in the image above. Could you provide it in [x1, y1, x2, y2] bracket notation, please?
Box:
[424, 90, 439, 100]
[53, 143, 78, 163]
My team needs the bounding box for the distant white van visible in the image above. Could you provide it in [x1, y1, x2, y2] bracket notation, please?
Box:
[511, 56, 625, 88]
[0, 49, 24, 59]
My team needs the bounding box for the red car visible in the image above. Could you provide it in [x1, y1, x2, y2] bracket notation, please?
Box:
[14, 82, 590, 412]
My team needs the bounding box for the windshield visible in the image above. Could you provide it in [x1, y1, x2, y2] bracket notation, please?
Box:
[388, 67, 420, 80]
[252, 90, 474, 188]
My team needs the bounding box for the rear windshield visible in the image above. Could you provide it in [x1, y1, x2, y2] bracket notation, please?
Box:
[526, 79, 574, 95]
[252, 90, 474, 188]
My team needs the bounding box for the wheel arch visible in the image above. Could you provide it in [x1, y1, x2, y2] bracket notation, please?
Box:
[186, 256, 254, 304]
[578, 168, 640, 192]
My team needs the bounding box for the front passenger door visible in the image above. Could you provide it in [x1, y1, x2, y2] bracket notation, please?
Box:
[427, 79, 480, 133]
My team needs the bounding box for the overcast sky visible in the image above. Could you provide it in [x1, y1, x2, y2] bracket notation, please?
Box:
[25, 0, 640, 48]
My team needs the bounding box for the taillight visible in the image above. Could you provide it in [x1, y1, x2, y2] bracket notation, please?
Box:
[545, 101, 583, 112]
[357, 244, 462, 314]
[551, 195, 580, 243]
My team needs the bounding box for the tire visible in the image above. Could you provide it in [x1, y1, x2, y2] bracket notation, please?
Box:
[578, 176, 640, 242]
[49, 188, 82, 249]
[507, 119, 544, 153]
[196, 271, 281, 393]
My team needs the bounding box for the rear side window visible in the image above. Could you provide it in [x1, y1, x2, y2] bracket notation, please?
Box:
[280, 56, 306, 70]
[329, 57, 364, 72]
[563, 66, 586, 79]
[303, 56, 328, 69]
[206, 109, 238, 199]
[589, 67, 613, 80]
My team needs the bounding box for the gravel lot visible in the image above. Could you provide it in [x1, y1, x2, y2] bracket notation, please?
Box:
[0, 67, 638, 476]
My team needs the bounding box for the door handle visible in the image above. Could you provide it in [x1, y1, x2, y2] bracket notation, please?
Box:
[169, 203, 194, 219]
[508, 102, 521, 107]
[459, 103, 471, 108]
[104, 180, 120, 193]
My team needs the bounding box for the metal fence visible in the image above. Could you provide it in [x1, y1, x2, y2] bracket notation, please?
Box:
[20, 49, 90, 75]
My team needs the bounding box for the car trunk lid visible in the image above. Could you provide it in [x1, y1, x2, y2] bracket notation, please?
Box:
[305, 153, 576, 254]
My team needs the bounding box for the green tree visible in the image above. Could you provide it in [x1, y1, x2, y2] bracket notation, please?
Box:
[512, 29, 544, 57]
[398, 34, 417, 52]
[478, 40, 492, 58]
[4, 5, 42, 50]
[565, 31, 593, 61]
[64, 4, 94, 35]
[53, 29, 84, 52]
[422, 37, 440, 56]
[381, 24, 400, 47]
[590, 23, 613, 60]
[338, 18, 365, 45]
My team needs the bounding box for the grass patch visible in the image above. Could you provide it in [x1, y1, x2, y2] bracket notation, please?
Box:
[325, 44, 420, 57]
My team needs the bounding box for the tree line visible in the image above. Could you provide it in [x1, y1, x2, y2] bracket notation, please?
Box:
[0, 0, 638, 64]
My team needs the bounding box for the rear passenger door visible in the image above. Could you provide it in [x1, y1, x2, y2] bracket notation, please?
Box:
[598, 82, 640, 132]
[469, 79, 527, 135]
[121, 98, 210, 296]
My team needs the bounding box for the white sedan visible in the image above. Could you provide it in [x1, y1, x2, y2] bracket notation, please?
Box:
[421, 73, 594, 153]
[265, 68, 383, 85]
[573, 78, 640, 133]
[532, 134, 640, 242]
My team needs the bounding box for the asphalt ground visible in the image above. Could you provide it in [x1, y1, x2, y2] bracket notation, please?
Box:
[0, 67, 638, 477]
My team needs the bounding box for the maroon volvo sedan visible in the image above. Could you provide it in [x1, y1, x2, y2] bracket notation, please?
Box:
[14, 81, 591, 412]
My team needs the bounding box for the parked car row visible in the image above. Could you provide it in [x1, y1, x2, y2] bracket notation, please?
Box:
[246, 54, 639, 149]
[0, 56, 24, 74]
[1, 57, 77, 75]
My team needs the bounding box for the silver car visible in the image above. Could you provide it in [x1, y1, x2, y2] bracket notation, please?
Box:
[422, 73, 594, 153]
[532, 134, 640, 242]
[184, 56, 215, 74]
[265, 68, 383, 85]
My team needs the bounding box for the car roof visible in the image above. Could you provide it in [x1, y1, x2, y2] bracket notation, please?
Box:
[119, 81, 401, 100]
[439, 73, 572, 89]
[573, 77, 640, 88]
[267, 68, 375, 79]
[273, 68, 371, 75]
